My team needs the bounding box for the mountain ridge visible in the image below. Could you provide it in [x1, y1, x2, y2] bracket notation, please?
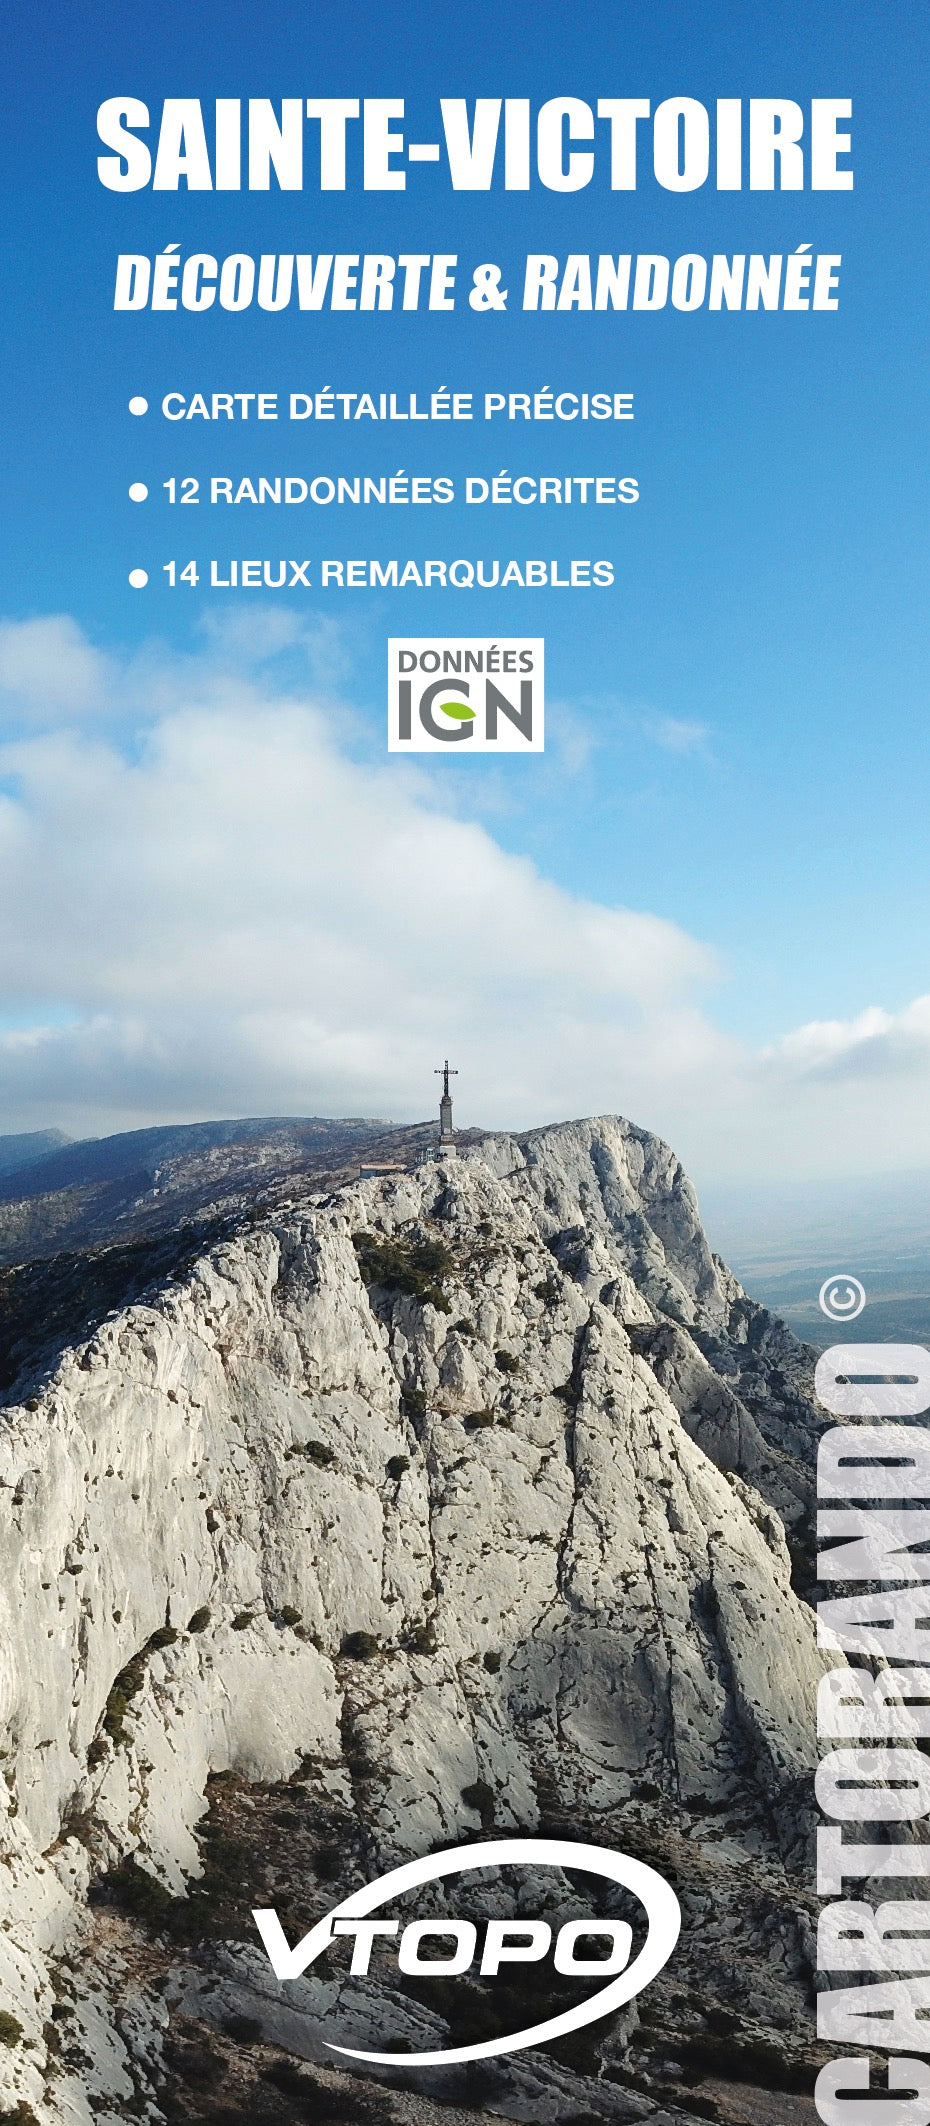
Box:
[0, 1113, 826, 2126]
[0, 1114, 441, 1267]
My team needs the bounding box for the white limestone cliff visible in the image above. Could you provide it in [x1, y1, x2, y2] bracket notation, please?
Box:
[0, 1116, 826, 2124]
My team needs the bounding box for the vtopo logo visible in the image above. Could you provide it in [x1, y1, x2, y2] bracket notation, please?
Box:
[388, 637, 545, 751]
[253, 1836, 680, 2065]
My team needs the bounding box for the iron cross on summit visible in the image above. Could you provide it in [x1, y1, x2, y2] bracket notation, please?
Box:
[435, 1060, 458, 1100]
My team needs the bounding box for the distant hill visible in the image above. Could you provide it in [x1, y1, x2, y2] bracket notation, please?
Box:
[0, 1114, 491, 1268]
[0, 1116, 392, 1203]
[0, 1127, 72, 1174]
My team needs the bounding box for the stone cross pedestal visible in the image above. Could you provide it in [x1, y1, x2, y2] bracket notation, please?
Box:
[435, 1059, 458, 1150]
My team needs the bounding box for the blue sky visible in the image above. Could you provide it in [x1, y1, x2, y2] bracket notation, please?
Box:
[0, 1, 927, 1181]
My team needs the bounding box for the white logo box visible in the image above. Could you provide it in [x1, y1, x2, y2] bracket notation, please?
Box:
[388, 637, 545, 752]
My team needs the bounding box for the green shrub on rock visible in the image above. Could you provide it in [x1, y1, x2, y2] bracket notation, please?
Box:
[352, 1231, 453, 1313]
[342, 1630, 379, 1661]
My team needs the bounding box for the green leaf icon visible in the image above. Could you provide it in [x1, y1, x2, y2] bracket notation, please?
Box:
[439, 699, 476, 720]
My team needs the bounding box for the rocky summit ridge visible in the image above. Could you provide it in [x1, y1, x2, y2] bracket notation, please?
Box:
[0, 1114, 827, 2126]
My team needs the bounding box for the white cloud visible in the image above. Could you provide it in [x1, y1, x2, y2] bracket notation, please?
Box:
[196, 607, 356, 691]
[646, 715, 710, 755]
[0, 616, 109, 714]
[766, 997, 930, 1081]
[0, 614, 924, 1185]
[0, 618, 728, 1140]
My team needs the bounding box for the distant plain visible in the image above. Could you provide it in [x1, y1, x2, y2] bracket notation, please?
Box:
[700, 1169, 930, 1350]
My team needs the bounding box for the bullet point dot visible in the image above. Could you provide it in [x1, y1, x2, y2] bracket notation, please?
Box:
[128, 395, 148, 416]
[128, 568, 149, 589]
[128, 482, 149, 502]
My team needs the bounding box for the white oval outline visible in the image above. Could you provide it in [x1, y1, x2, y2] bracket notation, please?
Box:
[256, 1837, 680, 2066]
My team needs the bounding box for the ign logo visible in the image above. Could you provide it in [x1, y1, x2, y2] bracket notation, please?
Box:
[253, 1836, 680, 2066]
[388, 637, 545, 751]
